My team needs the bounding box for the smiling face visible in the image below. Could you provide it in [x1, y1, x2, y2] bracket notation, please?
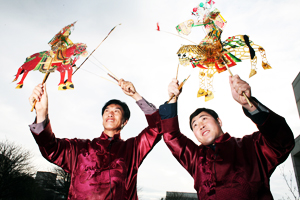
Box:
[191, 111, 224, 146]
[102, 104, 127, 136]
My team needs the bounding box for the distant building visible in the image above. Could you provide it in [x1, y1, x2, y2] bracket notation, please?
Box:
[293, 72, 300, 118]
[36, 171, 57, 188]
[35, 171, 67, 200]
[35, 171, 58, 200]
[164, 191, 198, 200]
[291, 72, 300, 194]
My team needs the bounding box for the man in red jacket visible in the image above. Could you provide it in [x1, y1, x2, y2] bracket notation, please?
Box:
[159, 75, 294, 199]
[29, 79, 161, 200]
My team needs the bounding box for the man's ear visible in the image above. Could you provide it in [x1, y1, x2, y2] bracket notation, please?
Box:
[122, 119, 128, 128]
[217, 118, 222, 127]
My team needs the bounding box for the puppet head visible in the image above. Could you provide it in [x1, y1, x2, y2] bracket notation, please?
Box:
[73, 43, 88, 56]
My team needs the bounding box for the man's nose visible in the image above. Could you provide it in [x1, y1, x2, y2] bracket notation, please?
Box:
[108, 111, 114, 117]
[200, 124, 205, 130]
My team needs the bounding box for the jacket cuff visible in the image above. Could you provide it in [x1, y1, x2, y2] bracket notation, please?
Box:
[29, 115, 49, 135]
[145, 110, 161, 129]
[31, 121, 55, 146]
[136, 97, 157, 115]
[243, 97, 269, 125]
[159, 102, 177, 120]
[256, 110, 285, 138]
[161, 116, 180, 134]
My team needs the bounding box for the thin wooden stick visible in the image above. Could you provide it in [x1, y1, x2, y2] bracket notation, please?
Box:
[223, 59, 253, 107]
[107, 73, 135, 94]
[80, 69, 118, 85]
[176, 64, 179, 79]
[167, 75, 190, 104]
[158, 30, 197, 44]
[64, 24, 121, 84]
[31, 57, 53, 112]
[108, 73, 119, 82]
[89, 55, 119, 80]
[96, 60, 119, 80]
[174, 64, 180, 101]
[71, 24, 121, 77]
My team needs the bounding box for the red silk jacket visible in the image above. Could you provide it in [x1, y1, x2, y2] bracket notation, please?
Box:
[161, 109, 294, 200]
[31, 111, 161, 200]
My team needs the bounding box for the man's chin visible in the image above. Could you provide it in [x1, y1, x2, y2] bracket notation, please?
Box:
[104, 126, 122, 131]
[201, 139, 214, 146]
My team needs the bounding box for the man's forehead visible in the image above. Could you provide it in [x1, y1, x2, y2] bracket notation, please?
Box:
[105, 104, 123, 110]
[192, 111, 211, 122]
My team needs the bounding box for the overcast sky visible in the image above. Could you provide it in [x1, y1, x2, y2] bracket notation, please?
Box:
[1, 0, 300, 199]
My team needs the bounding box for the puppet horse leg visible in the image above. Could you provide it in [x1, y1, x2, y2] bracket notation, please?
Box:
[15, 71, 29, 89]
[257, 46, 272, 70]
[249, 55, 258, 78]
[249, 45, 272, 78]
[58, 71, 67, 90]
[13, 67, 23, 83]
[197, 67, 216, 101]
[197, 69, 208, 98]
[204, 67, 216, 102]
[65, 66, 74, 90]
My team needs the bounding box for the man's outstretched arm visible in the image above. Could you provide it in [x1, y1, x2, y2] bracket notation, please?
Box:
[229, 75, 294, 174]
[118, 79, 162, 166]
[158, 78, 198, 176]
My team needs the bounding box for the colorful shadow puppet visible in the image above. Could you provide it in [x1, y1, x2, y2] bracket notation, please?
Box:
[176, 1, 271, 101]
[13, 22, 87, 90]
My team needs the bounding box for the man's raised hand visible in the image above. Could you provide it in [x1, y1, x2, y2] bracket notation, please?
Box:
[118, 79, 142, 101]
[168, 78, 181, 103]
[229, 75, 256, 112]
[29, 83, 48, 123]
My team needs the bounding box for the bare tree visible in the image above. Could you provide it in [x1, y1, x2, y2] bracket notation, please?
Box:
[0, 140, 40, 199]
[279, 165, 300, 200]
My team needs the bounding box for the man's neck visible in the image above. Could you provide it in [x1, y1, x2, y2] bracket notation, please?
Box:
[103, 129, 121, 138]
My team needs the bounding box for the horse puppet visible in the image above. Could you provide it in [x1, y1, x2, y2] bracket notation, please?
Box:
[176, 7, 271, 101]
[13, 43, 87, 90]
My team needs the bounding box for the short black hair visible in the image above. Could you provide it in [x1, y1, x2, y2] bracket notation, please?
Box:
[189, 108, 219, 130]
[102, 99, 130, 121]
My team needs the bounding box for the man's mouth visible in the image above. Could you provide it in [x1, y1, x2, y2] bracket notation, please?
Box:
[202, 130, 209, 136]
[106, 118, 114, 122]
